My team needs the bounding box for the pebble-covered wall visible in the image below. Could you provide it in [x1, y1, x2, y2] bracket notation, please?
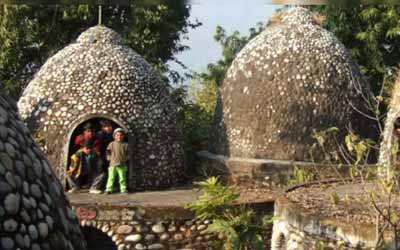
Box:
[73, 205, 218, 250]
[18, 25, 185, 191]
[0, 86, 86, 250]
[210, 7, 375, 162]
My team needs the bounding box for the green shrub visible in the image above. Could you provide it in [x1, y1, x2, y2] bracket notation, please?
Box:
[186, 177, 271, 250]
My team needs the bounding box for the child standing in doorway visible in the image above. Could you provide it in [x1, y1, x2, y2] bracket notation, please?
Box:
[105, 128, 129, 194]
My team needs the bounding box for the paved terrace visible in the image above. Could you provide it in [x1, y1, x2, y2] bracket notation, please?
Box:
[67, 188, 201, 208]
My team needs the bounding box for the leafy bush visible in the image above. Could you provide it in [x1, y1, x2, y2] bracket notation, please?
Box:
[186, 177, 271, 250]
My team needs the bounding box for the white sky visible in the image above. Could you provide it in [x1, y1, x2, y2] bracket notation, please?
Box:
[168, 1, 282, 78]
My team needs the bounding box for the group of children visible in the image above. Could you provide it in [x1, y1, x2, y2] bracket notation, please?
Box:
[66, 120, 129, 194]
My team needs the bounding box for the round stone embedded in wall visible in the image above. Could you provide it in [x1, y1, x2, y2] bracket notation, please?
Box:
[151, 224, 165, 233]
[174, 233, 183, 241]
[3, 219, 18, 232]
[0, 181, 12, 193]
[0, 152, 13, 171]
[135, 243, 146, 250]
[148, 243, 164, 250]
[160, 233, 169, 241]
[28, 225, 39, 241]
[117, 225, 133, 234]
[4, 193, 20, 215]
[30, 184, 42, 199]
[38, 222, 49, 238]
[144, 234, 156, 242]
[125, 234, 142, 243]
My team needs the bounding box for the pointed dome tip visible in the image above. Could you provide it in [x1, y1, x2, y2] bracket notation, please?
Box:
[77, 25, 123, 45]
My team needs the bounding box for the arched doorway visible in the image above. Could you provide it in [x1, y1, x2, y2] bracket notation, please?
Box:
[65, 117, 128, 192]
[81, 226, 117, 250]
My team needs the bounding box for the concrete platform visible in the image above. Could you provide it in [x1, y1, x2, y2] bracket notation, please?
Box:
[67, 188, 201, 207]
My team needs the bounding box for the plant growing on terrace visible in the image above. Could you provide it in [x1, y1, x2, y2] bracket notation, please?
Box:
[309, 124, 400, 248]
[186, 177, 271, 250]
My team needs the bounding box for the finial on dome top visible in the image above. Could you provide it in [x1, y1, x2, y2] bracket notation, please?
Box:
[98, 5, 102, 25]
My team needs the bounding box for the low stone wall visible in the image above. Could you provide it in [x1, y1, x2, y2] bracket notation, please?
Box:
[72, 204, 219, 250]
[196, 150, 353, 186]
[271, 192, 396, 250]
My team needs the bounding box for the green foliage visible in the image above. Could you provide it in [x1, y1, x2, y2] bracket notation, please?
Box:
[0, 2, 199, 98]
[198, 23, 265, 87]
[287, 166, 315, 186]
[33, 129, 45, 148]
[181, 79, 218, 170]
[345, 133, 375, 164]
[186, 177, 240, 220]
[182, 23, 263, 166]
[315, 240, 325, 250]
[312, 127, 339, 148]
[182, 23, 264, 169]
[329, 191, 340, 206]
[311, 5, 400, 96]
[189, 78, 218, 115]
[186, 177, 269, 250]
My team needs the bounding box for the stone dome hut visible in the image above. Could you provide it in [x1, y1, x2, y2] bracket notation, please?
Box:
[210, 7, 375, 162]
[18, 25, 185, 191]
[0, 86, 86, 250]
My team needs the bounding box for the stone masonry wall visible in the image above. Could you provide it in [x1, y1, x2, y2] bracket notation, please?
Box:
[0, 87, 86, 250]
[73, 205, 219, 250]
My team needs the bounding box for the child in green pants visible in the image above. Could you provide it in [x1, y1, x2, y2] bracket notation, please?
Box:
[105, 128, 129, 194]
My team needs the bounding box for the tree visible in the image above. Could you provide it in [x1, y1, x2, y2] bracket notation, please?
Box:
[199, 23, 265, 87]
[183, 78, 218, 165]
[0, 1, 199, 98]
[182, 23, 266, 167]
[311, 4, 400, 96]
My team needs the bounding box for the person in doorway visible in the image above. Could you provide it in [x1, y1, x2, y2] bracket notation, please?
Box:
[97, 120, 114, 169]
[67, 140, 95, 193]
[105, 128, 129, 194]
[74, 122, 102, 154]
[67, 140, 105, 194]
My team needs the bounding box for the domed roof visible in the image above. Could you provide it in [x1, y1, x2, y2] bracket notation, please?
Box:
[210, 7, 374, 161]
[0, 90, 86, 250]
[18, 25, 161, 123]
[18, 25, 185, 190]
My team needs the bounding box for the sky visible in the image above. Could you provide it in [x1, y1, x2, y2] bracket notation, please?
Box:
[168, 0, 282, 78]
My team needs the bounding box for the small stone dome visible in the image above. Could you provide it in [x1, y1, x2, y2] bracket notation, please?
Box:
[0, 89, 86, 250]
[18, 25, 185, 190]
[210, 7, 374, 162]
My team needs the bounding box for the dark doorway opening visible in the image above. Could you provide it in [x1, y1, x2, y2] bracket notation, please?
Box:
[66, 117, 126, 191]
[81, 226, 117, 250]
